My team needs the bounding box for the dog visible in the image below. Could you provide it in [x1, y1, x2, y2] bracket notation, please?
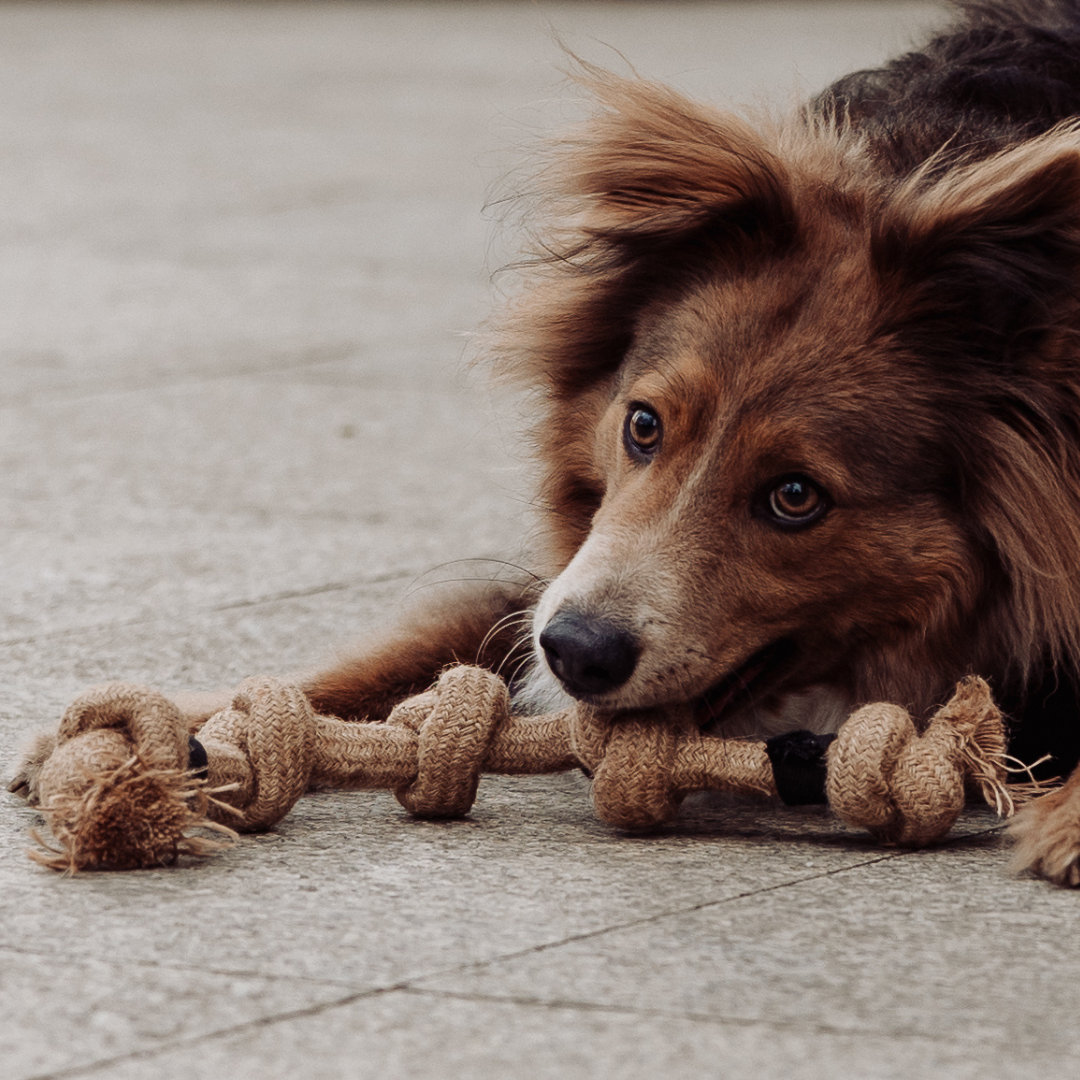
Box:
[297, 0, 1080, 884]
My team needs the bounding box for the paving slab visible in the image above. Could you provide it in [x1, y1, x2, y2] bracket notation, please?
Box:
[3, 3, 1060, 1079]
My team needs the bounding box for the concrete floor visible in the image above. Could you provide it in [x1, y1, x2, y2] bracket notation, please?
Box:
[3, 2, 1077, 1077]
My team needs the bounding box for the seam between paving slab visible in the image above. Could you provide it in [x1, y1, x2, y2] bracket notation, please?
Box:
[0, 559, 536, 650]
[391, 831, 1006, 980]
[0, 559, 540, 649]
[0, 575, 412, 650]
[0, 340, 480, 411]
[397, 986, 990, 1044]
[19, 984, 397, 1080]
[13, 835, 1008, 1079]
[0, 347, 363, 410]
[23, 981, 993, 1080]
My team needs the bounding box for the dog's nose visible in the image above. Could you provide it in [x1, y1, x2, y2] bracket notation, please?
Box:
[539, 609, 639, 697]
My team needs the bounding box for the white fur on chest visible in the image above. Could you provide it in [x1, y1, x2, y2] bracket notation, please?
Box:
[711, 684, 853, 739]
[513, 662, 852, 739]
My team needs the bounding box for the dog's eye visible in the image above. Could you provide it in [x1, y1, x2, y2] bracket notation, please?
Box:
[625, 406, 662, 459]
[765, 476, 828, 528]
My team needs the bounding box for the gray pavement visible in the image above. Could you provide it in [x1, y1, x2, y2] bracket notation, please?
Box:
[1, 2, 1073, 1077]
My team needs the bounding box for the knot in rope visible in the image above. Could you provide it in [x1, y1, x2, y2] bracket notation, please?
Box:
[198, 676, 316, 830]
[388, 665, 512, 817]
[570, 704, 779, 828]
[571, 706, 685, 828]
[826, 675, 1011, 846]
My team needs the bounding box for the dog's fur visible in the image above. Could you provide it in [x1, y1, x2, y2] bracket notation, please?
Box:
[305, 1, 1080, 882]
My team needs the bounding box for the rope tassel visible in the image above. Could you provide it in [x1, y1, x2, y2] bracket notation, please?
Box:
[15, 668, 1031, 871]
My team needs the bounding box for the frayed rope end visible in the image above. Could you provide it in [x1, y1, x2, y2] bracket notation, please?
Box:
[30, 756, 238, 872]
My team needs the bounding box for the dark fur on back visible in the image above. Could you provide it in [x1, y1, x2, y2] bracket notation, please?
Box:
[818, 0, 1080, 173]
[821, 0, 1080, 711]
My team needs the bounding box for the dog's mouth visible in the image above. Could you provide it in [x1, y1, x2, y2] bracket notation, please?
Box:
[693, 639, 795, 726]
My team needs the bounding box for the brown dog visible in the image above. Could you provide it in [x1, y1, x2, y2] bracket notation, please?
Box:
[305, 1, 1080, 884]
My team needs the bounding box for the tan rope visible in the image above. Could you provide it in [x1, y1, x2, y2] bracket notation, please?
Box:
[826, 676, 1012, 846]
[572, 706, 777, 829]
[198, 677, 316, 830]
[18, 667, 1025, 870]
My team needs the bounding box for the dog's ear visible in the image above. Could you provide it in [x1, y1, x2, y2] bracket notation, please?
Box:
[493, 72, 797, 397]
[546, 71, 795, 262]
[872, 129, 1080, 356]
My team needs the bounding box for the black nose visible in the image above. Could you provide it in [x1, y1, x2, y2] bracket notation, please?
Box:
[539, 609, 640, 697]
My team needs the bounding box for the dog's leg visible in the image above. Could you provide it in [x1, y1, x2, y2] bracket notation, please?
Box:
[301, 578, 535, 722]
[1009, 768, 1080, 886]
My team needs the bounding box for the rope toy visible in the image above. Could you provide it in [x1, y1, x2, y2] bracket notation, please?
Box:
[11, 667, 1028, 871]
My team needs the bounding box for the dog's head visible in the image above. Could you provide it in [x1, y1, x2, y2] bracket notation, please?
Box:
[495, 72, 1080, 723]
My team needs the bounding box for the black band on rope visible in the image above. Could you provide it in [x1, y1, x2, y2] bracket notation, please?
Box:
[187, 736, 209, 780]
[765, 730, 836, 805]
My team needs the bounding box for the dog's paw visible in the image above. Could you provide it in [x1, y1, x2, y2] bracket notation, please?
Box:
[6, 730, 58, 805]
[1009, 777, 1080, 886]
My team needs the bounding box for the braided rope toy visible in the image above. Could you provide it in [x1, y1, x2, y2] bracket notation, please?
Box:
[10, 667, 1029, 871]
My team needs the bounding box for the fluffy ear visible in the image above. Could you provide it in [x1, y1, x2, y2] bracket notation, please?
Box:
[543, 70, 796, 260]
[872, 129, 1080, 355]
[494, 71, 797, 397]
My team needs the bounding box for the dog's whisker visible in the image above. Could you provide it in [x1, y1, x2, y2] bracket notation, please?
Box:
[479, 611, 536, 668]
